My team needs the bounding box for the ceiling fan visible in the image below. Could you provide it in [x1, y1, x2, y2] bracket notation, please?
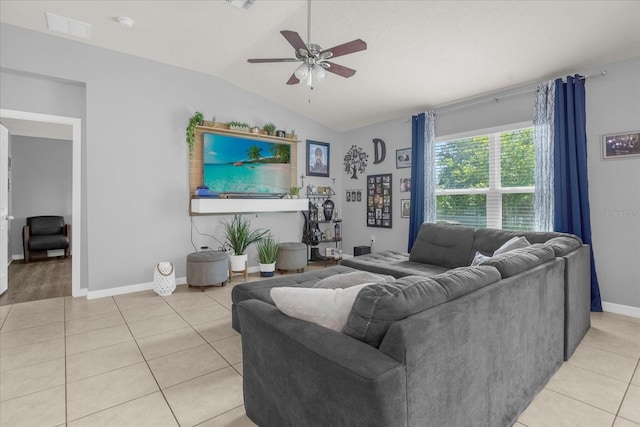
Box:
[247, 0, 367, 86]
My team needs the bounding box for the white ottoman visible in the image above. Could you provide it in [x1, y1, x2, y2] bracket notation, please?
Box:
[186, 251, 228, 291]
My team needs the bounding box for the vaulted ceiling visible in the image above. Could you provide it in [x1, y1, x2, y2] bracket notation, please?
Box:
[1, 1, 639, 131]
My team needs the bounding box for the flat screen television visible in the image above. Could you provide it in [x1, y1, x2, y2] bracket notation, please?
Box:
[202, 132, 291, 196]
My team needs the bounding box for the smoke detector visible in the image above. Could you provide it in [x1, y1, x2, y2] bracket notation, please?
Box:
[117, 16, 135, 29]
[226, 0, 255, 9]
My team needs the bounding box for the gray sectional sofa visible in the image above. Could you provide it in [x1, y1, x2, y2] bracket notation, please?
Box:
[231, 223, 591, 427]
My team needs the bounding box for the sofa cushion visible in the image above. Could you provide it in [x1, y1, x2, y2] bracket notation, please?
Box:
[270, 284, 369, 332]
[478, 244, 555, 278]
[409, 223, 476, 268]
[343, 266, 501, 347]
[545, 236, 582, 257]
[312, 271, 394, 289]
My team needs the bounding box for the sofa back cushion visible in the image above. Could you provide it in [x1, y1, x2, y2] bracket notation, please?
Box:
[409, 223, 476, 268]
[343, 266, 501, 347]
[544, 236, 582, 256]
[478, 244, 555, 278]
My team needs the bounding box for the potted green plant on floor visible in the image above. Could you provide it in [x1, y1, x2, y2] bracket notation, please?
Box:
[257, 235, 279, 277]
[222, 214, 269, 272]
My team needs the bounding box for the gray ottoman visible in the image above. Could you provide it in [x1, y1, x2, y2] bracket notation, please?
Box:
[186, 251, 228, 291]
[276, 242, 307, 273]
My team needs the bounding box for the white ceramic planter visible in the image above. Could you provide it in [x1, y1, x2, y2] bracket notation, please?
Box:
[259, 262, 276, 277]
[229, 254, 248, 272]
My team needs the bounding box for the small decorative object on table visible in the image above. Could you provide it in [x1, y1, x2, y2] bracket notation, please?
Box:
[153, 262, 176, 296]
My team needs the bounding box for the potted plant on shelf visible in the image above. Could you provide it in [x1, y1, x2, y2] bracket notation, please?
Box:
[257, 235, 279, 277]
[186, 111, 204, 157]
[290, 186, 301, 198]
[263, 122, 276, 136]
[222, 214, 269, 272]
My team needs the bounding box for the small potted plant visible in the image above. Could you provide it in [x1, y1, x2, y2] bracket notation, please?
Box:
[222, 214, 269, 272]
[257, 235, 279, 277]
[290, 186, 301, 198]
[186, 112, 204, 156]
[263, 122, 276, 136]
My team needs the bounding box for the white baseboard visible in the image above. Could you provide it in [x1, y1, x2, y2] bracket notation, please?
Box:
[86, 276, 187, 300]
[12, 249, 68, 261]
[602, 301, 640, 319]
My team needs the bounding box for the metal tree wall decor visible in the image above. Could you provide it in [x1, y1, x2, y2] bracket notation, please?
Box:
[344, 145, 369, 179]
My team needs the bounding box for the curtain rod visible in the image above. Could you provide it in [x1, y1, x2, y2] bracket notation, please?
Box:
[434, 70, 607, 115]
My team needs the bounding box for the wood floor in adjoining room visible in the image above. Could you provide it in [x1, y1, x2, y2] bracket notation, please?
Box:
[0, 257, 71, 306]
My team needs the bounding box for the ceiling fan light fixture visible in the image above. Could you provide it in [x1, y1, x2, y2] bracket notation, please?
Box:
[294, 63, 310, 80]
[312, 65, 326, 81]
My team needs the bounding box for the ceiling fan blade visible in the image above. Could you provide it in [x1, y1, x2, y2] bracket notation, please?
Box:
[281, 30, 307, 52]
[286, 73, 300, 85]
[247, 58, 300, 63]
[321, 39, 367, 59]
[325, 62, 357, 78]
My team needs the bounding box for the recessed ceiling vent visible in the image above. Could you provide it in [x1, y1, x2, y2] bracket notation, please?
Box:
[46, 12, 92, 40]
[226, 0, 255, 9]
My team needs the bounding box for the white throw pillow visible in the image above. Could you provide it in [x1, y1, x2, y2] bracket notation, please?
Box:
[493, 236, 530, 256]
[471, 251, 490, 266]
[311, 271, 394, 289]
[270, 284, 370, 332]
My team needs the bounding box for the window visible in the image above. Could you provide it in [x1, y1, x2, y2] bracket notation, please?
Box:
[435, 123, 534, 231]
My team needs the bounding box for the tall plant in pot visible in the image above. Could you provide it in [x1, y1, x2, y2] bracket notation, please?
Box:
[222, 214, 268, 272]
[257, 235, 279, 277]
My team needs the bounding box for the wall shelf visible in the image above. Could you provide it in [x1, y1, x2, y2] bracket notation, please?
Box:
[191, 197, 309, 214]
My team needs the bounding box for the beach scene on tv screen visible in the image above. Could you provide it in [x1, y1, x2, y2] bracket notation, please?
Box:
[203, 133, 291, 194]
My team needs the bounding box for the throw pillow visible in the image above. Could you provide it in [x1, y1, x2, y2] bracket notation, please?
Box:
[470, 251, 490, 266]
[311, 271, 394, 289]
[493, 236, 530, 256]
[270, 284, 370, 332]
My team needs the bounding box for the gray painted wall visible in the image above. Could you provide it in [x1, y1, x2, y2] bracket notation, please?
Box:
[343, 56, 640, 310]
[585, 57, 640, 309]
[10, 136, 72, 257]
[0, 23, 342, 291]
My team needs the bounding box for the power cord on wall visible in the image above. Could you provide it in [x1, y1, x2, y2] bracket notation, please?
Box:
[190, 216, 228, 252]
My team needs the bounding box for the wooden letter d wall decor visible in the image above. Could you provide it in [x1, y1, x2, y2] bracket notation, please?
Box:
[373, 138, 386, 164]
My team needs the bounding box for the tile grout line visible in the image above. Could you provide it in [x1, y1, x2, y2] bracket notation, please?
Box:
[613, 358, 640, 423]
[543, 384, 627, 418]
[113, 292, 182, 426]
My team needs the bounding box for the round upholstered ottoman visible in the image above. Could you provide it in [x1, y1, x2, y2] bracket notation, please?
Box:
[276, 242, 307, 273]
[186, 251, 228, 291]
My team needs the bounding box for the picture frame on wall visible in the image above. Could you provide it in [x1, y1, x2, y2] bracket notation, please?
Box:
[399, 178, 411, 192]
[366, 173, 392, 228]
[396, 148, 411, 168]
[306, 140, 330, 177]
[602, 131, 640, 159]
[401, 199, 410, 218]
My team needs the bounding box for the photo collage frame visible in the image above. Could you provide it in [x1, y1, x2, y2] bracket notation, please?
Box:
[367, 173, 392, 228]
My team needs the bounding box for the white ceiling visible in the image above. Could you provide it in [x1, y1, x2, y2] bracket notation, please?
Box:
[1, 1, 639, 132]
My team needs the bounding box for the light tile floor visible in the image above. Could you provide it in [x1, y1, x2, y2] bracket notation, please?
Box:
[0, 272, 639, 427]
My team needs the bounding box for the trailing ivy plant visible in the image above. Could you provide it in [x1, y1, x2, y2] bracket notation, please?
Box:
[186, 112, 204, 157]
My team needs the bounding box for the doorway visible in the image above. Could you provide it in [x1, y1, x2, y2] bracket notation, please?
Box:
[0, 109, 82, 303]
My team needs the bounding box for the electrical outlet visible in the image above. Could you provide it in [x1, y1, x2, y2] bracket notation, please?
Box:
[371, 235, 375, 243]
[199, 245, 209, 251]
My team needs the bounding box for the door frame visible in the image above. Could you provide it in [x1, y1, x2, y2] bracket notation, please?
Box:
[0, 109, 83, 297]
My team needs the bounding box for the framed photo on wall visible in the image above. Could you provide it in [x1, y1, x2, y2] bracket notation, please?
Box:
[401, 199, 410, 218]
[396, 148, 411, 168]
[602, 131, 640, 159]
[306, 140, 330, 177]
[367, 173, 392, 228]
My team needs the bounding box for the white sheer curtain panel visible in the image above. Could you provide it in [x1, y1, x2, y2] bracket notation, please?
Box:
[533, 80, 555, 231]
[423, 111, 437, 223]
